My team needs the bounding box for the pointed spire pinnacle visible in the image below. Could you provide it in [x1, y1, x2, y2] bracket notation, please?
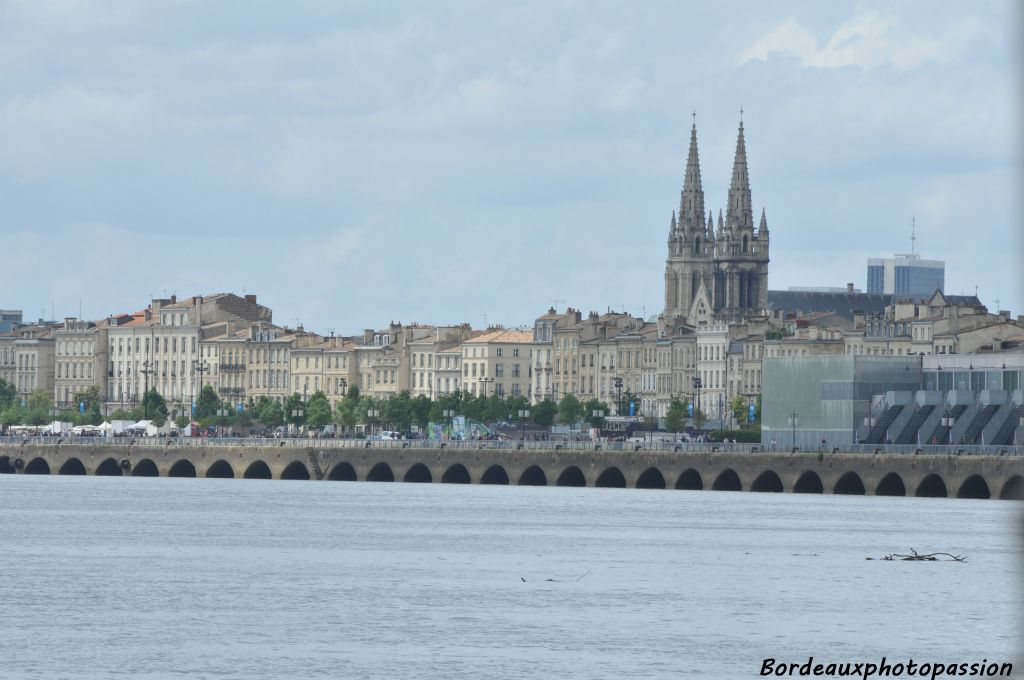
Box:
[725, 116, 754, 232]
[677, 118, 705, 234]
[758, 207, 768, 235]
[717, 208, 724, 234]
[670, 210, 677, 232]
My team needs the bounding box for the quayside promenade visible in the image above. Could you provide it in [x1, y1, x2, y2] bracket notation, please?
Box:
[2, 438, 1023, 500]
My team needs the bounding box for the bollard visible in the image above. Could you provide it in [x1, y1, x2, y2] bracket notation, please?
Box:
[752, 446, 761, 453]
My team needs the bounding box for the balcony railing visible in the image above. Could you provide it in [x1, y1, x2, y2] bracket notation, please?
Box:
[219, 363, 247, 372]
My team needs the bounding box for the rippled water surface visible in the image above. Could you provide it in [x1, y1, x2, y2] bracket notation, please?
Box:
[0, 476, 1020, 679]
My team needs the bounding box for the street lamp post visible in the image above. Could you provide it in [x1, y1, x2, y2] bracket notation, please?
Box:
[788, 411, 799, 451]
[592, 409, 604, 441]
[367, 408, 380, 439]
[692, 376, 702, 426]
[193, 359, 210, 419]
[217, 407, 229, 436]
[291, 406, 304, 436]
[442, 408, 455, 439]
[613, 377, 623, 415]
[518, 408, 530, 441]
[140, 360, 155, 420]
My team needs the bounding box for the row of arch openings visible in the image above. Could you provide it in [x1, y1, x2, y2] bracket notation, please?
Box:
[3, 457, 1022, 500]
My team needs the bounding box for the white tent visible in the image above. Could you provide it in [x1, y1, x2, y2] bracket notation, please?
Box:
[97, 421, 114, 436]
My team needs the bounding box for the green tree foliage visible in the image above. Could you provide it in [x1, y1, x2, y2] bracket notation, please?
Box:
[72, 386, 103, 425]
[255, 397, 284, 429]
[195, 385, 221, 419]
[383, 391, 413, 432]
[285, 393, 306, 426]
[26, 389, 52, 425]
[1, 403, 27, 427]
[0, 378, 16, 411]
[731, 395, 748, 428]
[305, 391, 333, 429]
[530, 399, 557, 427]
[411, 394, 432, 430]
[581, 399, 610, 428]
[665, 397, 689, 434]
[141, 388, 168, 426]
[557, 394, 583, 425]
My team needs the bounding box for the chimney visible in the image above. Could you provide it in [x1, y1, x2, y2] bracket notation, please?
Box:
[363, 329, 374, 344]
[847, 283, 854, 293]
[245, 294, 257, 303]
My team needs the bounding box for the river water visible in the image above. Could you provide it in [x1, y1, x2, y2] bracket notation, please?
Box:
[0, 476, 1020, 679]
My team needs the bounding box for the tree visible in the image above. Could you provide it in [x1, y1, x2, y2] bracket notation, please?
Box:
[582, 399, 610, 428]
[665, 397, 688, 434]
[256, 398, 284, 429]
[305, 391, 333, 429]
[285, 393, 306, 426]
[0, 378, 16, 411]
[531, 399, 557, 428]
[27, 389, 51, 425]
[73, 386, 103, 425]
[195, 385, 221, 419]
[731, 395, 747, 429]
[384, 391, 414, 432]
[141, 388, 168, 426]
[1, 403, 27, 427]
[411, 395, 432, 430]
[557, 394, 583, 425]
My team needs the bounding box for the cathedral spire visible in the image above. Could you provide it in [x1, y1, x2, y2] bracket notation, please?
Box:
[725, 118, 754, 232]
[758, 207, 768, 236]
[706, 210, 715, 241]
[678, 120, 705, 234]
[670, 210, 677, 233]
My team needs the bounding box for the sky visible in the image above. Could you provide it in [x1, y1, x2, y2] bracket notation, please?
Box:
[2, 0, 1021, 334]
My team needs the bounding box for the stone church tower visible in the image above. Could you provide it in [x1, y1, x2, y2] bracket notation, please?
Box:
[663, 117, 770, 326]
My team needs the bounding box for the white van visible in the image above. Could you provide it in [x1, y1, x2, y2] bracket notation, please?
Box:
[380, 430, 403, 440]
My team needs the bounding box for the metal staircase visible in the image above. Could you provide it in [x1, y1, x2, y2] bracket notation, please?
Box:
[867, 405, 903, 444]
[895, 405, 935, 445]
[992, 405, 1024, 446]
[927, 404, 967, 445]
[307, 450, 325, 480]
[960, 404, 1000, 444]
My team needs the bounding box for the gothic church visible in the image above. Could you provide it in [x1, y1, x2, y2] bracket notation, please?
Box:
[663, 118, 770, 327]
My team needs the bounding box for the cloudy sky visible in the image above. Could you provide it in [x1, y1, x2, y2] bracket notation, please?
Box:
[2, 0, 1021, 333]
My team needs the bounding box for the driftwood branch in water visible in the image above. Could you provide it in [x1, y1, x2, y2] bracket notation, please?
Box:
[867, 548, 967, 562]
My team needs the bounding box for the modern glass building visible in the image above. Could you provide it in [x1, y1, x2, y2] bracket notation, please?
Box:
[0, 309, 22, 333]
[762, 355, 921, 449]
[866, 254, 945, 298]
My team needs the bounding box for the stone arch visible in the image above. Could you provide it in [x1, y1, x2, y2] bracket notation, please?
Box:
[750, 470, 783, 492]
[956, 474, 990, 500]
[833, 471, 866, 495]
[441, 464, 471, 484]
[205, 460, 235, 479]
[518, 465, 547, 486]
[675, 468, 703, 490]
[367, 462, 395, 482]
[556, 466, 586, 487]
[596, 467, 627, 488]
[169, 459, 197, 478]
[244, 460, 272, 480]
[636, 467, 666, 489]
[793, 471, 823, 494]
[403, 463, 432, 483]
[480, 465, 509, 485]
[915, 473, 948, 498]
[0, 456, 14, 474]
[875, 472, 906, 496]
[132, 459, 160, 477]
[327, 462, 357, 481]
[711, 469, 741, 491]
[95, 458, 123, 476]
[59, 458, 87, 475]
[24, 457, 50, 475]
[281, 461, 310, 481]
[999, 475, 1024, 500]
